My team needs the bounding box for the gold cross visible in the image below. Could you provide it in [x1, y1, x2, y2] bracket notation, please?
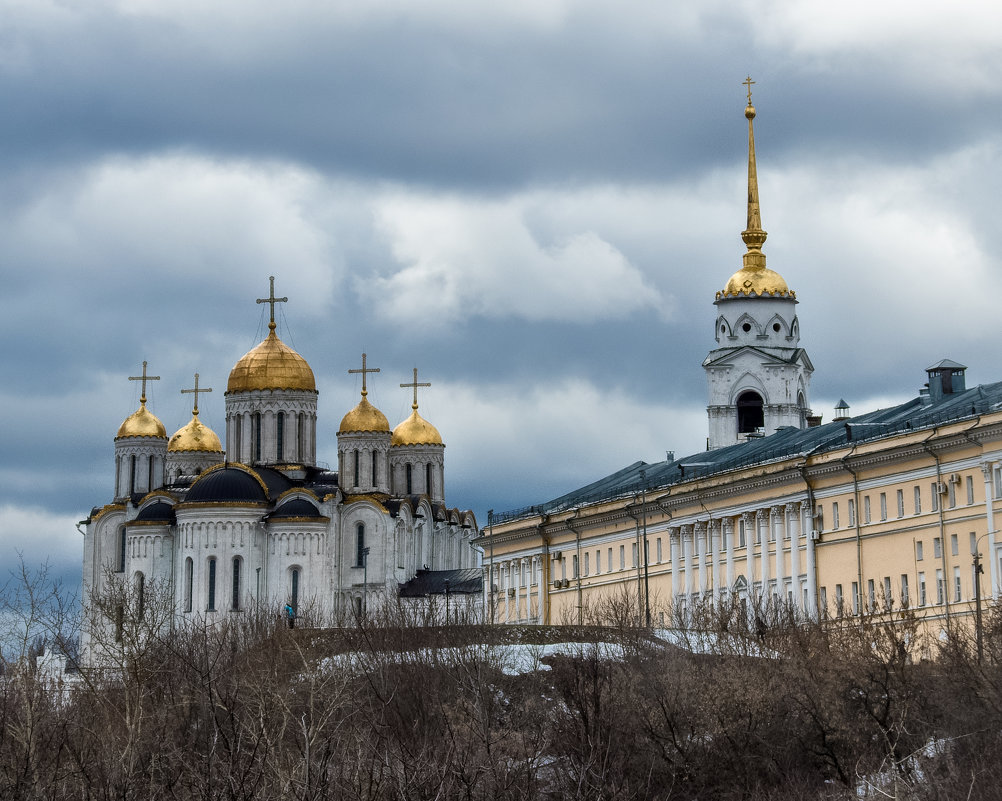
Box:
[181, 372, 213, 415]
[400, 367, 431, 410]
[743, 75, 755, 105]
[128, 361, 160, 404]
[348, 353, 380, 397]
[256, 275, 288, 330]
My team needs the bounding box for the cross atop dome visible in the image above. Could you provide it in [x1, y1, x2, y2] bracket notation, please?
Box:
[256, 275, 288, 331]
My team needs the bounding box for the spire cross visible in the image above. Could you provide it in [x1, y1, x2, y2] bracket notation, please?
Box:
[400, 367, 431, 410]
[348, 353, 381, 397]
[181, 372, 213, 415]
[256, 275, 288, 330]
[128, 360, 160, 404]
[743, 75, 755, 105]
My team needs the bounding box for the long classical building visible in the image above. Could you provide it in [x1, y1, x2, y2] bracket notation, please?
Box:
[480, 91, 1002, 640]
[81, 281, 477, 660]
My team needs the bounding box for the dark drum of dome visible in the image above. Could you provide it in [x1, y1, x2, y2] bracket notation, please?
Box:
[186, 468, 267, 503]
[271, 499, 322, 518]
[135, 501, 175, 522]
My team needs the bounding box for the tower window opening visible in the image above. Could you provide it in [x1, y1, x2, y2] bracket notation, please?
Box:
[426, 463, 433, 496]
[290, 568, 300, 612]
[742, 323, 752, 333]
[231, 557, 242, 610]
[406, 463, 413, 495]
[252, 414, 261, 463]
[772, 322, 781, 332]
[207, 557, 217, 611]
[117, 526, 127, 573]
[147, 455, 154, 491]
[355, 523, 366, 567]
[354, 450, 360, 488]
[276, 412, 285, 462]
[184, 557, 193, 612]
[136, 572, 145, 621]
[737, 391, 765, 434]
[129, 455, 136, 495]
[372, 451, 378, 487]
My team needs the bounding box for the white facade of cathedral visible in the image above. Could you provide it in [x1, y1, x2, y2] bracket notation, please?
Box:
[81, 291, 478, 660]
[703, 97, 813, 449]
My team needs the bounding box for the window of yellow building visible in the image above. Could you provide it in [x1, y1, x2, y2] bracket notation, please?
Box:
[851, 581, 860, 615]
[916, 540, 924, 561]
[967, 475, 975, 505]
[864, 496, 871, 524]
[951, 533, 958, 556]
[832, 502, 839, 529]
[936, 569, 944, 605]
[583, 553, 589, 576]
[954, 567, 962, 602]
[948, 481, 956, 509]
[607, 547, 612, 571]
[848, 498, 856, 526]
[880, 493, 887, 521]
[900, 574, 909, 606]
[656, 538, 662, 562]
[897, 489, 905, 518]
[867, 579, 875, 612]
[914, 486, 922, 515]
[931, 483, 940, 513]
[919, 572, 926, 605]
[934, 537, 942, 558]
[619, 545, 624, 570]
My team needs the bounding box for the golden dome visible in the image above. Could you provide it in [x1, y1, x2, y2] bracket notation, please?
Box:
[227, 326, 316, 393]
[116, 402, 167, 440]
[718, 263, 793, 299]
[168, 412, 223, 453]
[392, 408, 443, 446]
[340, 395, 390, 434]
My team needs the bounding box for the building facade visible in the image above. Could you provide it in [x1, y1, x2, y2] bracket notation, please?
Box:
[480, 92, 1002, 643]
[81, 282, 477, 661]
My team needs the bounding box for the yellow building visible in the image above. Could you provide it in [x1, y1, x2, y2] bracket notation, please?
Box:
[479, 90, 1002, 640]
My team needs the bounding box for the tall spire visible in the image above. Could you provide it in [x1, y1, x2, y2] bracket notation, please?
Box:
[740, 77, 767, 270]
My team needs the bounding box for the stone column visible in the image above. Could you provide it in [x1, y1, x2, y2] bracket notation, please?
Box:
[695, 522, 707, 595]
[982, 462, 999, 596]
[724, 517, 735, 592]
[772, 507, 785, 604]
[681, 525, 693, 598]
[669, 527, 680, 599]
[787, 502, 801, 608]
[756, 509, 770, 598]
[707, 520, 718, 595]
[535, 557, 544, 623]
[742, 512, 756, 594]
[804, 504, 818, 618]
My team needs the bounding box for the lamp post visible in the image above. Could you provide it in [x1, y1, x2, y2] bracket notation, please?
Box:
[973, 532, 989, 665]
[640, 470, 651, 628]
[362, 546, 371, 618]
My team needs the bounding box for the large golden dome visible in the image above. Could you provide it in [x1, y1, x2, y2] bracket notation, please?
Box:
[116, 402, 167, 440]
[719, 262, 792, 299]
[392, 409, 443, 446]
[227, 327, 316, 393]
[168, 413, 223, 452]
[340, 396, 390, 434]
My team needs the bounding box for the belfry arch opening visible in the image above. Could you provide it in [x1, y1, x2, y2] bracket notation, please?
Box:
[737, 391, 764, 434]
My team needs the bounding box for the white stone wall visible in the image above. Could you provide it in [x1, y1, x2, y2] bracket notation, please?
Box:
[114, 438, 167, 499]
[389, 444, 445, 501]
[224, 389, 318, 466]
[337, 431, 392, 494]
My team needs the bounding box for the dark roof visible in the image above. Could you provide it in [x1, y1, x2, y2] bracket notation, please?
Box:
[492, 378, 1002, 524]
[186, 467, 269, 503]
[269, 498, 322, 519]
[399, 568, 483, 597]
[134, 501, 175, 523]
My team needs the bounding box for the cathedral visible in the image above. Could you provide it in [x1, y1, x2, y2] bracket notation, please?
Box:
[81, 282, 478, 658]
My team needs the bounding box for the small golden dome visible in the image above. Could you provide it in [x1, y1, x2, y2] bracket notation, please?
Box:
[227, 327, 316, 393]
[116, 402, 167, 440]
[392, 408, 443, 446]
[718, 264, 793, 299]
[168, 413, 223, 453]
[340, 396, 390, 434]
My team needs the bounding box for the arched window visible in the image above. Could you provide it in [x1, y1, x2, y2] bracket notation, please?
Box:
[207, 557, 217, 611]
[353, 450, 360, 488]
[371, 451, 378, 487]
[298, 413, 305, 461]
[147, 455, 154, 491]
[290, 568, 300, 612]
[252, 413, 262, 462]
[406, 464, 413, 495]
[737, 391, 765, 434]
[426, 464, 433, 496]
[356, 523, 366, 567]
[184, 557, 193, 612]
[129, 455, 137, 495]
[231, 557, 242, 610]
[234, 415, 242, 461]
[276, 412, 285, 461]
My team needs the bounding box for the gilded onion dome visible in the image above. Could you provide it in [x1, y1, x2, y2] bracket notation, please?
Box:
[168, 412, 223, 452]
[716, 89, 795, 301]
[340, 396, 390, 434]
[116, 401, 167, 440]
[392, 409, 443, 446]
[227, 325, 316, 393]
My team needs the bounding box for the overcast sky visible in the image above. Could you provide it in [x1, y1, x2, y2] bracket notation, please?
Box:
[2, 0, 1001, 590]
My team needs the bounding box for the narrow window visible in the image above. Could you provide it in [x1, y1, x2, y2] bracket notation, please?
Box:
[147, 455, 154, 491]
[584, 552, 590, 576]
[353, 450, 359, 488]
[954, 567, 962, 602]
[298, 413, 305, 461]
[631, 542, 638, 568]
[916, 540, 924, 561]
[117, 527, 127, 573]
[426, 463, 433, 495]
[879, 493, 887, 521]
[372, 451, 378, 487]
[867, 579, 875, 612]
[253, 414, 261, 462]
[129, 455, 137, 495]
[883, 576, 891, 610]
[595, 550, 601, 574]
[291, 568, 300, 611]
[656, 537, 663, 562]
[970, 532, 977, 555]
[936, 569, 944, 605]
[739, 519, 746, 547]
[234, 415, 242, 461]
[900, 574, 909, 606]
[572, 554, 578, 578]
[356, 523, 366, 567]
[835, 584, 844, 615]
[951, 533, 958, 556]
[820, 586, 827, 613]
[863, 496, 871, 524]
[207, 557, 217, 611]
[967, 476, 975, 505]
[897, 489, 904, 518]
[137, 573, 145, 621]
[115, 605, 124, 642]
[848, 499, 856, 526]
[931, 483, 939, 512]
[231, 557, 241, 610]
[851, 581, 860, 615]
[406, 464, 413, 495]
[608, 547, 613, 570]
[919, 573, 927, 606]
[184, 557, 193, 613]
[832, 502, 840, 529]
[276, 412, 285, 461]
[914, 486, 921, 515]
[619, 545, 625, 570]
[934, 537, 942, 558]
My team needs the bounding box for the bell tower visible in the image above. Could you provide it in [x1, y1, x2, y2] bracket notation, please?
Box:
[703, 80, 813, 450]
